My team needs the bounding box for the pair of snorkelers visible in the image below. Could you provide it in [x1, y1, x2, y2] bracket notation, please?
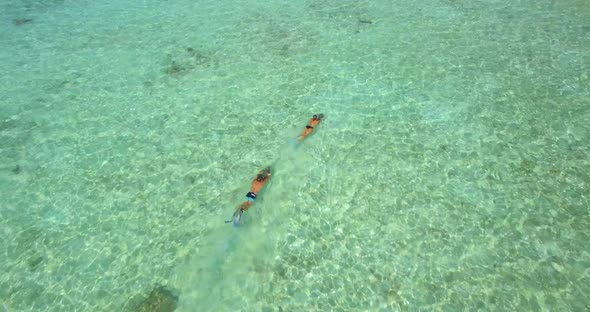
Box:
[228, 114, 324, 226]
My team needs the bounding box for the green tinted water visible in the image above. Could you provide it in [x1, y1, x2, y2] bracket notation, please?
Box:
[1, 0, 588, 311]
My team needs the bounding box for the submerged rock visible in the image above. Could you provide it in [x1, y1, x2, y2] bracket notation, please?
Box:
[136, 285, 178, 312]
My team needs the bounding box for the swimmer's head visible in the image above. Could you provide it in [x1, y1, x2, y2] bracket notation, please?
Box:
[256, 167, 271, 181]
[313, 114, 324, 120]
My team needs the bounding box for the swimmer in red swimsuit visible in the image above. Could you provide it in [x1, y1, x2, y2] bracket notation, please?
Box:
[297, 114, 324, 142]
[228, 167, 271, 226]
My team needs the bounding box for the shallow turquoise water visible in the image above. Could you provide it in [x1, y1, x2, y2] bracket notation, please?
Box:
[1, 0, 589, 311]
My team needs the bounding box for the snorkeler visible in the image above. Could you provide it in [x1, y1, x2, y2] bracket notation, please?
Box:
[227, 166, 271, 226]
[296, 114, 324, 142]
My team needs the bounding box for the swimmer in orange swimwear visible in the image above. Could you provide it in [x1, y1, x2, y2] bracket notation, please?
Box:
[297, 114, 324, 142]
[227, 166, 271, 226]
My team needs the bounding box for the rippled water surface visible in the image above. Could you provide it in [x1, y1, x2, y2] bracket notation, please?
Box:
[1, 0, 589, 311]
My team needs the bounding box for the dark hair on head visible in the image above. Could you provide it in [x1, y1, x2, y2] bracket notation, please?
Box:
[256, 174, 265, 181]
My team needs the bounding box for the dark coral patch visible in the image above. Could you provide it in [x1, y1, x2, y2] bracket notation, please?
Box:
[135, 285, 178, 312]
[13, 18, 33, 26]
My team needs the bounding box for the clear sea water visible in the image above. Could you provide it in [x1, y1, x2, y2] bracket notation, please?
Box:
[1, 0, 589, 311]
